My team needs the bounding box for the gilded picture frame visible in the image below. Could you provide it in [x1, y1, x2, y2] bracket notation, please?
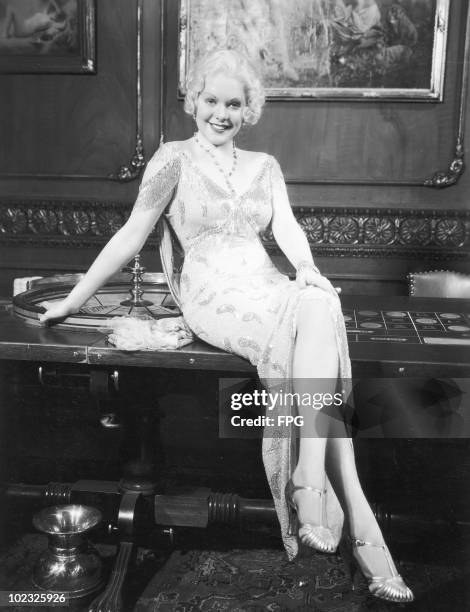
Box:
[0, 0, 96, 74]
[178, 0, 449, 101]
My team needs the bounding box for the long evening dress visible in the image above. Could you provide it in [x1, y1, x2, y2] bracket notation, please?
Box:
[133, 141, 352, 560]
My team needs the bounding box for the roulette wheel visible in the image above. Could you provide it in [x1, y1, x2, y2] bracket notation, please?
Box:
[13, 257, 179, 331]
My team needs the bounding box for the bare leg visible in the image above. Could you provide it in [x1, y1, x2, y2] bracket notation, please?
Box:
[291, 294, 338, 526]
[293, 295, 386, 554]
[326, 411, 391, 575]
[326, 414, 381, 540]
[291, 292, 412, 591]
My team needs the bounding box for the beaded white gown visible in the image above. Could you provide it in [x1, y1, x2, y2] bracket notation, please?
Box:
[133, 141, 352, 560]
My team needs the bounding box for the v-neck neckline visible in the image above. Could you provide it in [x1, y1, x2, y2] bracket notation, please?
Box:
[180, 149, 271, 200]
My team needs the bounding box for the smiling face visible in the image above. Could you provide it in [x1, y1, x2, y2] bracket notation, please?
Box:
[195, 72, 246, 147]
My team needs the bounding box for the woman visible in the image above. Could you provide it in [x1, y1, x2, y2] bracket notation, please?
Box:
[41, 49, 413, 603]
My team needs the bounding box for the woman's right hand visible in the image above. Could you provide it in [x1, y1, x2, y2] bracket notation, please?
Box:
[296, 268, 340, 301]
[39, 299, 77, 325]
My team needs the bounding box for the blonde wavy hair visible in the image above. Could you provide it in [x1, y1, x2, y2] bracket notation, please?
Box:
[184, 49, 265, 126]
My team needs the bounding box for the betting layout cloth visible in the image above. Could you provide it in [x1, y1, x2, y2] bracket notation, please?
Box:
[343, 309, 470, 346]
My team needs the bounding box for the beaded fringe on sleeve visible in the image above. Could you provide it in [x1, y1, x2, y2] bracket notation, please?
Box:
[131, 141, 184, 310]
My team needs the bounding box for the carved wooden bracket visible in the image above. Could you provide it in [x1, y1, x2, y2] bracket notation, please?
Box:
[424, 140, 465, 189]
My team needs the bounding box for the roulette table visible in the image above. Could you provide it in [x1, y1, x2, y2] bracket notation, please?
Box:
[3, 272, 468, 375]
[2, 274, 469, 606]
[344, 308, 470, 346]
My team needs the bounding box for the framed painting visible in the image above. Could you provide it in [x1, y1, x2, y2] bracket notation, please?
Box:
[179, 0, 449, 100]
[0, 0, 96, 74]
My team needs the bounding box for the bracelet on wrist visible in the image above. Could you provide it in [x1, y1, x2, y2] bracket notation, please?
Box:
[296, 260, 320, 275]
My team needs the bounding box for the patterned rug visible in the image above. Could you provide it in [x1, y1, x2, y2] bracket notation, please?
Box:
[1, 535, 468, 611]
[134, 547, 470, 611]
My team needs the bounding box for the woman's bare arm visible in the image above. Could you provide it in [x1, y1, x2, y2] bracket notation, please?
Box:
[39, 206, 162, 323]
[272, 211, 317, 273]
[40, 142, 181, 324]
[270, 157, 317, 271]
[270, 157, 339, 297]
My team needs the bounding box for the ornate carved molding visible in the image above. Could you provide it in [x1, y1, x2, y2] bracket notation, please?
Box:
[424, 139, 465, 189]
[0, 201, 129, 249]
[1, 200, 469, 259]
[262, 207, 470, 259]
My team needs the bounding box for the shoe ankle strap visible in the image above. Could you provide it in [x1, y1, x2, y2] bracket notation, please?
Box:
[348, 537, 398, 578]
[351, 538, 384, 548]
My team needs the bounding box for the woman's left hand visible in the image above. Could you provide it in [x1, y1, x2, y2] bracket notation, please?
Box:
[296, 268, 340, 300]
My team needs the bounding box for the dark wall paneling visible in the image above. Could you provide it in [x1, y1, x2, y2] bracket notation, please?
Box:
[163, 0, 468, 188]
[0, 0, 136, 178]
[0, 0, 164, 204]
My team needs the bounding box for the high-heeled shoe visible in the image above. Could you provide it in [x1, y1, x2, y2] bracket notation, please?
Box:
[285, 479, 338, 553]
[339, 534, 414, 603]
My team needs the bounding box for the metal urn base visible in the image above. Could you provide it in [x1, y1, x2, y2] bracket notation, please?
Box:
[32, 505, 103, 600]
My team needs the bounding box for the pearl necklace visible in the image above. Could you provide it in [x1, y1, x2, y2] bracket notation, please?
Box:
[194, 133, 238, 195]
